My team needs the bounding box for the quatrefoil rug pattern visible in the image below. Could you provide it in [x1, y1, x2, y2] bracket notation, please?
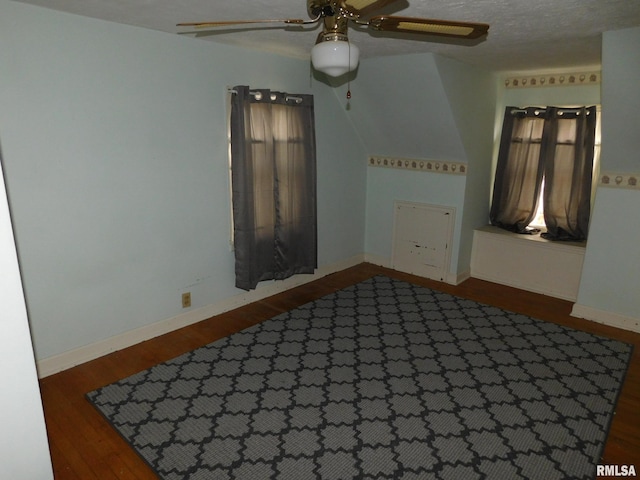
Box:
[87, 275, 632, 479]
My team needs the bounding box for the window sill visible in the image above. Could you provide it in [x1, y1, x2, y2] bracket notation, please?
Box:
[475, 225, 586, 250]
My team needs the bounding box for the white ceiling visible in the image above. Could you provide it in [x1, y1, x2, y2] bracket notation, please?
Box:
[12, 0, 640, 72]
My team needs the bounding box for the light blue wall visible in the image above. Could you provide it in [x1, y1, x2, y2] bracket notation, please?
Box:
[576, 26, 640, 320]
[349, 54, 495, 276]
[2, 0, 637, 364]
[314, 83, 368, 266]
[0, 0, 366, 360]
[435, 56, 497, 275]
[600, 27, 640, 173]
[501, 82, 601, 108]
[352, 55, 465, 266]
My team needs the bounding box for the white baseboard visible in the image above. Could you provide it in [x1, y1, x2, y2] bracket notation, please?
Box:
[449, 269, 470, 286]
[470, 272, 579, 302]
[37, 255, 365, 378]
[364, 253, 462, 286]
[571, 304, 640, 334]
[363, 253, 391, 268]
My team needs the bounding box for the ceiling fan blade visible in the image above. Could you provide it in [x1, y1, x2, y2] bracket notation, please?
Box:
[177, 18, 312, 29]
[341, 0, 403, 18]
[367, 16, 489, 39]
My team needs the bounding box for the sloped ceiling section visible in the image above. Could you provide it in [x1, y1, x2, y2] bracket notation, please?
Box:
[345, 54, 466, 163]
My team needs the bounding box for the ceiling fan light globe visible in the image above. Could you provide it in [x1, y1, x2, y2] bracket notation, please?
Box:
[311, 40, 359, 77]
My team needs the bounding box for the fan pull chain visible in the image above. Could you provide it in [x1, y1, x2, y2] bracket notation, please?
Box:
[347, 41, 352, 100]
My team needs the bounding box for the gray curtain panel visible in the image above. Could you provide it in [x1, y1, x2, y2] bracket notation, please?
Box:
[230, 86, 317, 291]
[540, 106, 597, 241]
[490, 106, 596, 241]
[490, 107, 546, 234]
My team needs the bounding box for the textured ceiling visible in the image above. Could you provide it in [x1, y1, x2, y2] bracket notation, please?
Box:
[12, 0, 640, 72]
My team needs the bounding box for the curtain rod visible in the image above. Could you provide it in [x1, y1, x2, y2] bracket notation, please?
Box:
[510, 107, 593, 116]
[227, 88, 303, 103]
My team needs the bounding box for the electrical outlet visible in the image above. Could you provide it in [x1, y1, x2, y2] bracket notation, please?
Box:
[182, 292, 191, 308]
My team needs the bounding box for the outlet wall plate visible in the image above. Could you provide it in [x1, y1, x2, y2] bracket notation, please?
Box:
[181, 292, 191, 308]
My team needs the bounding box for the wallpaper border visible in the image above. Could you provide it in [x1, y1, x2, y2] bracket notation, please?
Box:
[368, 156, 467, 175]
[504, 70, 601, 89]
[599, 172, 640, 190]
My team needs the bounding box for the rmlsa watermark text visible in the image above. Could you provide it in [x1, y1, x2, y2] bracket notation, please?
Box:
[597, 465, 637, 477]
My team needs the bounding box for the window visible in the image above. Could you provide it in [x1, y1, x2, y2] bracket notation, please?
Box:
[490, 106, 598, 241]
[229, 86, 317, 291]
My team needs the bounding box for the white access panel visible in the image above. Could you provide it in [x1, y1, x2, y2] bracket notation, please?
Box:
[391, 201, 455, 282]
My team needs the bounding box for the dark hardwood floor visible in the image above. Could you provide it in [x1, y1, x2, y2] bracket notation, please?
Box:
[39, 263, 640, 479]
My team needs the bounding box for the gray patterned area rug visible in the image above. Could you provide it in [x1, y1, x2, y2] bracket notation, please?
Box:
[87, 275, 632, 480]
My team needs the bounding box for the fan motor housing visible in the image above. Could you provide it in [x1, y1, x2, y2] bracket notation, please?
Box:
[308, 0, 337, 19]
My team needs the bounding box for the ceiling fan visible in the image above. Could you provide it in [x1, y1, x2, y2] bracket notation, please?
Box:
[178, 0, 489, 77]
